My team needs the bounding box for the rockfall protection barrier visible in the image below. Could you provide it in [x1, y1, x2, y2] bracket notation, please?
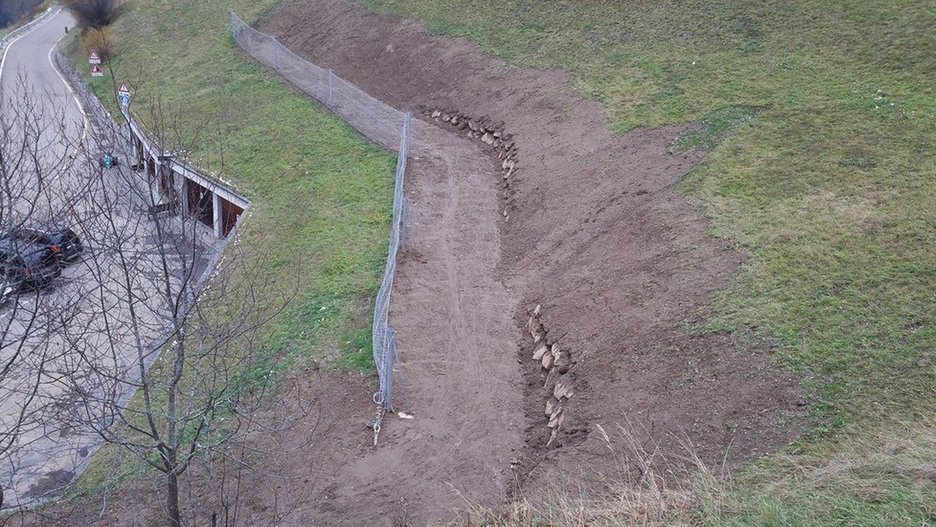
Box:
[230, 12, 410, 441]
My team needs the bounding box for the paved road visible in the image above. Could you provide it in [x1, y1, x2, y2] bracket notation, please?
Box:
[1, 8, 85, 150]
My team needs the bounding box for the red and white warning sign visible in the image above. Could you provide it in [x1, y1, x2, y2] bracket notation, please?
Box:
[117, 82, 131, 96]
[90, 64, 103, 77]
[88, 51, 101, 65]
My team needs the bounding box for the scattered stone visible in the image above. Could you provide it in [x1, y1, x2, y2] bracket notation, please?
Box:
[482, 133, 495, 145]
[550, 342, 560, 359]
[468, 120, 480, 132]
[441, 112, 450, 121]
[534, 304, 541, 316]
[431, 110, 441, 119]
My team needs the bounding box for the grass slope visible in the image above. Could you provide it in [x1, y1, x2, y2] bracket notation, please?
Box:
[80, 0, 396, 370]
[353, 0, 936, 524]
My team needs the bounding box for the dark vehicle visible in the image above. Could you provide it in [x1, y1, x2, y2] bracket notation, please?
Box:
[11, 226, 84, 263]
[0, 237, 62, 290]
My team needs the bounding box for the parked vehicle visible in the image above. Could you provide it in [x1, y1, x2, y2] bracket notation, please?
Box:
[10, 225, 83, 263]
[0, 237, 62, 290]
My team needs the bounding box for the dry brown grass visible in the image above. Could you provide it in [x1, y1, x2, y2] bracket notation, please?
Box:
[448, 424, 724, 527]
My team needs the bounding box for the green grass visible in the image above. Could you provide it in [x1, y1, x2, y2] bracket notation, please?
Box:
[62, 0, 395, 497]
[354, 0, 935, 524]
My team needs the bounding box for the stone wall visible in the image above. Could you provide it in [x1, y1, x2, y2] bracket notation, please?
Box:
[526, 304, 576, 446]
[420, 107, 518, 221]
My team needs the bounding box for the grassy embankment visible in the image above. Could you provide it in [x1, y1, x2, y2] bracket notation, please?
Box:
[65, 0, 395, 491]
[356, 1, 935, 525]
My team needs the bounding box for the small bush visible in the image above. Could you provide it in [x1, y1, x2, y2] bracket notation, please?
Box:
[62, 0, 121, 29]
[81, 26, 116, 62]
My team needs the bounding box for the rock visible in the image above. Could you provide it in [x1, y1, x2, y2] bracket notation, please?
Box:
[533, 331, 543, 344]
[456, 120, 468, 130]
[550, 343, 560, 359]
[431, 110, 441, 119]
[482, 133, 495, 145]
[547, 407, 563, 428]
[450, 116, 459, 125]
[545, 397, 559, 416]
[554, 377, 573, 400]
[493, 139, 503, 149]
[543, 367, 561, 392]
[547, 428, 559, 447]
[441, 112, 450, 122]
[532, 343, 549, 361]
[493, 130, 502, 138]
[541, 351, 554, 370]
[534, 304, 541, 316]
[467, 120, 480, 132]
[554, 351, 574, 373]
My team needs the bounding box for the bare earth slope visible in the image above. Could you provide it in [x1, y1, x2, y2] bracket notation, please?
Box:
[258, 0, 805, 505]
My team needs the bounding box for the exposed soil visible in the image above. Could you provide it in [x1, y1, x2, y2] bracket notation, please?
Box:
[21, 0, 807, 525]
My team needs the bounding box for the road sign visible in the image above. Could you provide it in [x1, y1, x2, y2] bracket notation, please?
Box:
[117, 82, 132, 107]
[91, 64, 103, 77]
[88, 51, 101, 65]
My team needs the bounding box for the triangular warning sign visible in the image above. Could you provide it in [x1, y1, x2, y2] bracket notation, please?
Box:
[88, 51, 101, 65]
[91, 64, 104, 77]
[118, 82, 131, 95]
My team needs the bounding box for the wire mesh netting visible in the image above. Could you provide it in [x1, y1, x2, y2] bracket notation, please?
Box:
[231, 12, 409, 435]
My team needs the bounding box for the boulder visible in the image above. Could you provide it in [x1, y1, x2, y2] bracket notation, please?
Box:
[431, 110, 441, 119]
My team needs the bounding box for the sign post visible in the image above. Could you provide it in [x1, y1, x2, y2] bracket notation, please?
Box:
[117, 81, 132, 108]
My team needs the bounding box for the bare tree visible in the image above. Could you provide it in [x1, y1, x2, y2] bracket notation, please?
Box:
[60, 0, 120, 29]
[49, 95, 293, 527]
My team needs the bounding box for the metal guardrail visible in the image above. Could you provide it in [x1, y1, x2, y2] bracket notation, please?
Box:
[230, 12, 410, 441]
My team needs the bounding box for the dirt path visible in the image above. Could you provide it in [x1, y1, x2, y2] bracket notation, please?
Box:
[279, 121, 524, 526]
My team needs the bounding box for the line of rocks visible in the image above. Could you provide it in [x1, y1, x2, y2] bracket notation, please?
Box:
[419, 107, 518, 222]
[527, 304, 576, 447]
